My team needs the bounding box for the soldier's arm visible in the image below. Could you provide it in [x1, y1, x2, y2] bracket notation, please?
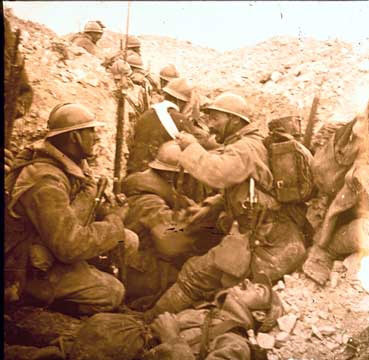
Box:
[179, 137, 270, 189]
[19, 174, 124, 264]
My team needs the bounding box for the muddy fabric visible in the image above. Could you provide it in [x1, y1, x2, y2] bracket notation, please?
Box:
[121, 169, 221, 307]
[148, 287, 262, 359]
[4, 17, 33, 123]
[179, 123, 273, 192]
[126, 108, 214, 175]
[70, 313, 149, 360]
[175, 123, 306, 297]
[5, 140, 125, 314]
[70, 32, 98, 55]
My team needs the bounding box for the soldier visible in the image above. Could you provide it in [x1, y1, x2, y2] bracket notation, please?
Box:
[127, 52, 160, 107]
[145, 93, 306, 318]
[148, 275, 283, 360]
[110, 59, 146, 116]
[159, 64, 180, 90]
[101, 35, 142, 69]
[70, 20, 105, 56]
[121, 140, 223, 310]
[125, 77, 213, 175]
[303, 99, 369, 285]
[4, 103, 137, 314]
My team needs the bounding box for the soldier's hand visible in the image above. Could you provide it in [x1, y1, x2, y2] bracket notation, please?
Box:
[176, 132, 198, 150]
[150, 312, 180, 342]
[107, 202, 130, 223]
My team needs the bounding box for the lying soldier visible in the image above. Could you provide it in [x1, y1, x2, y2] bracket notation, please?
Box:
[303, 97, 369, 285]
[147, 274, 283, 360]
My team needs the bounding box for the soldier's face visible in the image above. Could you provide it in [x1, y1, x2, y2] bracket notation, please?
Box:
[90, 32, 102, 43]
[228, 279, 271, 310]
[208, 110, 229, 140]
[77, 127, 99, 158]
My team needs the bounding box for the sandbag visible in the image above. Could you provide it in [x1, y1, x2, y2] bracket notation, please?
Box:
[70, 313, 149, 360]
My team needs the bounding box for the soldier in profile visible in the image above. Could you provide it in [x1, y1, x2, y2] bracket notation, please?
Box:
[70, 20, 105, 56]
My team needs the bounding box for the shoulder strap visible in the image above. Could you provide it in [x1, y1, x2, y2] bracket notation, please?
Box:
[188, 318, 242, 348]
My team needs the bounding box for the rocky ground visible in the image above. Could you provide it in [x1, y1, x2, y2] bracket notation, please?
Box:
[5, 8, 369, 360]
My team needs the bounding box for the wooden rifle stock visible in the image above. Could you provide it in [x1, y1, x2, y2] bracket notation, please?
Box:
[84, 176, 108, 226]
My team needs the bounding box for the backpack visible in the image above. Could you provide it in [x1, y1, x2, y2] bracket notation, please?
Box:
[4, 155, 58, 304]
[265, 117, 314, 203]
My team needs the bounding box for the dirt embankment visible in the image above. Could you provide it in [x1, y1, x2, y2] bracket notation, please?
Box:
[5, 8, 369, 360]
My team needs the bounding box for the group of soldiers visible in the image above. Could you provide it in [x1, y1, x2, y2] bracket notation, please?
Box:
[4, 17, 369, 360]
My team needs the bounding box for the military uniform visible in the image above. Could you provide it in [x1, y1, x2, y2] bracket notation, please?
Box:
[126, 108, 209, 175]
[121, 160, 222, 309]
[147, 279, 283, 360]
[5, 138, 127, 314]
[148, 94, 306, 316]
[70, 32, 98, 55]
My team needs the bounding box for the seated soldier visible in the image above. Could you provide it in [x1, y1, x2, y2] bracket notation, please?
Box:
[70, 21, 105, 56]
[145, 93, 307, 318]
[4, 103, 137, 315]
[303, 98, 369, 285]
[125, 77, 214, 175]
[147, 274, 283, 360]
[121, 140, 224, 310]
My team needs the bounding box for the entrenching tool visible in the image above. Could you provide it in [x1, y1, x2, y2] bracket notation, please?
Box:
[152, 100, 180, 139]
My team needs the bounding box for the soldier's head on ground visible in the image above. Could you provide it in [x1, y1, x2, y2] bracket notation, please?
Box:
[205, 92, 250, 143]
[159, 64, 180, 89]
[46, 103, 104, 161]
[162, 78, 193, 112]
[84, 21, 105, 44]
[216, 273, 283, 332]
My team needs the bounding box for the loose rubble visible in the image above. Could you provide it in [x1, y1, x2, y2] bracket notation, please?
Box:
[5, 8, 369, 360]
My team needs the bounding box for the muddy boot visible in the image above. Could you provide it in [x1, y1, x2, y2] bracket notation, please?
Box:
[303, 245, 334, 286]
[144, 283, 193, 322]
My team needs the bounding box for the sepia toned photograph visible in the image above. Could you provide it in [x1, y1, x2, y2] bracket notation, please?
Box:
[3, 1, 369, 359]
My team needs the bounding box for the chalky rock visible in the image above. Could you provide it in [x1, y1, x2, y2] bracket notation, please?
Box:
[256, 332, 275, 349]
[277, 314, 297, 334]
[275, 331, 289, 348]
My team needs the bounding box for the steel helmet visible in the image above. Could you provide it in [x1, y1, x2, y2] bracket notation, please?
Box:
[206, 93, 250, 123]
[160, 64, 180, 81]
[163, 78, 193, 102]
[46, 103, 104, 138]
[127, 53, 144, 70]
[111, 59, 132, 79]
[126, 35, 141, 49]
[84, 21, 104, 34]
[149, 140, 183, 172]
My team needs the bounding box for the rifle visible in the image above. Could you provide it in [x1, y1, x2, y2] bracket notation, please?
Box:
[84, 176, 108, 226]
[112, 1, 131, 284]
[303, 95, 320, 150]
[5, 29, 24, 149]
